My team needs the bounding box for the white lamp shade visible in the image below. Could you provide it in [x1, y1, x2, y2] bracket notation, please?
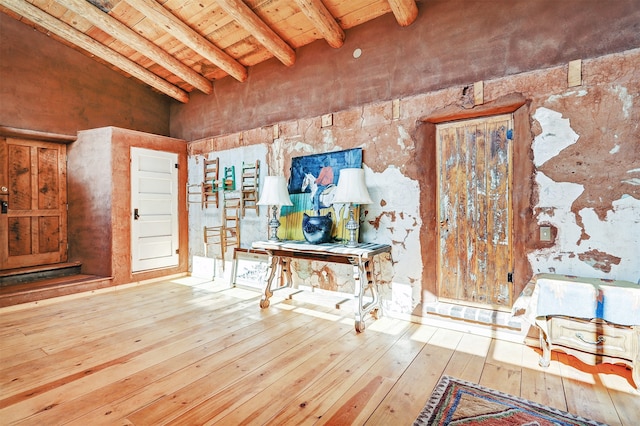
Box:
[332, 168, 372, 204]
[257, 176, 293, 206]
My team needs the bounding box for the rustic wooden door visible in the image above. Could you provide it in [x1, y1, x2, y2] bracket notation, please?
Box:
[0, 138, 68, 270]
[436, 114, 513, 309]
[130, 147, 179, 272]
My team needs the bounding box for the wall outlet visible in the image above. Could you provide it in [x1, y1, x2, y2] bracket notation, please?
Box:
[540, 226, 552, 242]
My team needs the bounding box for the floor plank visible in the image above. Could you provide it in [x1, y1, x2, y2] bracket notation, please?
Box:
[0, 278, 637, 426]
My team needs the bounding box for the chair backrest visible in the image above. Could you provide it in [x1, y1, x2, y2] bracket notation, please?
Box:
[222, 166, 236, 190]
[223, 197, 241, 241]
[204, 157, 219, 185]
[240, 160, 260, 216]
[202, 157, 220, 208]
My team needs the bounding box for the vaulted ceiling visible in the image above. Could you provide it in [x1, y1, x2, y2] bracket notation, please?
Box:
[0, 0, 419, 103]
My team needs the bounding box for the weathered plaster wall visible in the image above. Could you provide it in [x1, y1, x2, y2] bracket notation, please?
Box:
[187, 48, 639, 318]
[187, 143, 268, 275]
[0, 14, 170, 137]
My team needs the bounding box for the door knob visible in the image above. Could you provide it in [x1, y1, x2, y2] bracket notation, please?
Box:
[134, 208, 140, 220]
[1, 201, 7, 214]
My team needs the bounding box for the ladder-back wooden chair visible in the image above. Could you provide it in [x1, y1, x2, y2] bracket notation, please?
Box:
[240, 160, 259, 217]
[204, 195, 241, 271]
[202, 157, 220, 208]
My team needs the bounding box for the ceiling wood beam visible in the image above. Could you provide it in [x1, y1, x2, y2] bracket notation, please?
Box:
[294, 0, 345, 48]
[388, 0, 418, 26]
[125, 0, 248, 82]
[56, 0, 213, 94]
[0, 0, 189, 103]
[216, 0, 296, 67]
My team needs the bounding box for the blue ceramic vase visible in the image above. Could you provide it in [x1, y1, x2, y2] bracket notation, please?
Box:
[302, 212, 333, 244]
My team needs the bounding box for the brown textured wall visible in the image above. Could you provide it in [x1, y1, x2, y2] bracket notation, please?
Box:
[0, 14, 170, 137]
[170, 0, 640, 141]
[68, 127, 187, 284]
[67, 128, 114, 276]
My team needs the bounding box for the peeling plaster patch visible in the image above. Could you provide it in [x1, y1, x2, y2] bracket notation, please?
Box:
[530, 172, 640, 281]
[291, 141, 315, 154]
[577, 196, 640, 279]
[390, 282, 413, 314]
[360, 165, 422, 312]
[624, 169, 640, 186]
[546, 89, 588, 103]
[577, 249, 620, 273]
[321, 128, 337, 148]
[532, 107, 579, 167]
[612, 85, 632, 119]
[609, 144, 620, 154]
[396, 125, 411, 151]
[536, 172, 584, 210]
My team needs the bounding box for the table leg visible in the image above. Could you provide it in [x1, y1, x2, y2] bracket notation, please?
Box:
[260, 255, 294, 308]
[280, 256, 293, 289]
[536, 319, 551, 368]
[260, 254, 280, 308]
[351, 257, 381, 333]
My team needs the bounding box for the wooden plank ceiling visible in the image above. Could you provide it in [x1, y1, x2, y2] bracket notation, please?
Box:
[1, 0, 419, 102]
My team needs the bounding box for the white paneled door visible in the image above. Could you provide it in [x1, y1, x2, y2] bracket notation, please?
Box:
[131, 147, 178, 272]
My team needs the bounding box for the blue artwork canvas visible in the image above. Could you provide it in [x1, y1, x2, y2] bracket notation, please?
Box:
[279, 148, 363, 242]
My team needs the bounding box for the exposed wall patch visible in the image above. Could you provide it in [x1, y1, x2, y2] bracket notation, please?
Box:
[612, 85, 632, 119]
[532, 107, 579, 167]
[531, 170, 640, 280]
[361, 165, 422, 312]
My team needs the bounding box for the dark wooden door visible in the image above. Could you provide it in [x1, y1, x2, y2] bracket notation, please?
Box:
[0, 138, 68, 269]
[436, 114, 513, 309]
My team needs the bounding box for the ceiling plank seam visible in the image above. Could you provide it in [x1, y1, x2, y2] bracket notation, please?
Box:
[216, 0, 296, 67]
[124, 0, 248, 82]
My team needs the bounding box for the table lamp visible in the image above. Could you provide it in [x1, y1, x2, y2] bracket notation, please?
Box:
[257, 176, 293, 241]
[332, 168, 372, 247]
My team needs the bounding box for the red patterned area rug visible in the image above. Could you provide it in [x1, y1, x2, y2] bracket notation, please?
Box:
[414, 375, 607, 425]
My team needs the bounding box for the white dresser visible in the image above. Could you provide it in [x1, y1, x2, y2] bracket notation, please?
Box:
[513, 274, 640, 389]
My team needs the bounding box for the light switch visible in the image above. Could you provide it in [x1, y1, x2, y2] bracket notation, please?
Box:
[540, 226, 552, 242]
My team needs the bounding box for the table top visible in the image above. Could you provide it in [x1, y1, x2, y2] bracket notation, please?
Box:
[512, 273, 640, 326]
[251, 240, 391, 259]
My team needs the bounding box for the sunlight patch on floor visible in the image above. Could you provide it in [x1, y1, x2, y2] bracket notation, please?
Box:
[292, 306, 343, 322]
[409, 323, 438, 343]
[220, 288, 261, 300]
[169, 276, 215, 286]
[365, 316, 409, 335]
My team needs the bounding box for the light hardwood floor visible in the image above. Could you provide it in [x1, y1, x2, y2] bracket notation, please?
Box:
[1, 277, 638, 425]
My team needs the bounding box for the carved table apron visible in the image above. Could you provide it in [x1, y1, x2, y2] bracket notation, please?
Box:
[251, 241, 392, 332]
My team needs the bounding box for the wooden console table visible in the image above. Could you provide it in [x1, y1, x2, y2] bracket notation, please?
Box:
[251, 240, 392, 332]
[513, 274, 640, 389]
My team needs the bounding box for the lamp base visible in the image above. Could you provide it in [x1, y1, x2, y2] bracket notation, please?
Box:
[268, 205, 281, 241]
[344, 205, 359, 247]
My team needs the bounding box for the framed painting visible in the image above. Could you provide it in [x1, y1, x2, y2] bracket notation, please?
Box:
[279, 148, 362, 243]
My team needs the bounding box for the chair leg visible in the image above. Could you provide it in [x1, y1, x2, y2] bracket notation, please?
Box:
[219, 234, 226, 271]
